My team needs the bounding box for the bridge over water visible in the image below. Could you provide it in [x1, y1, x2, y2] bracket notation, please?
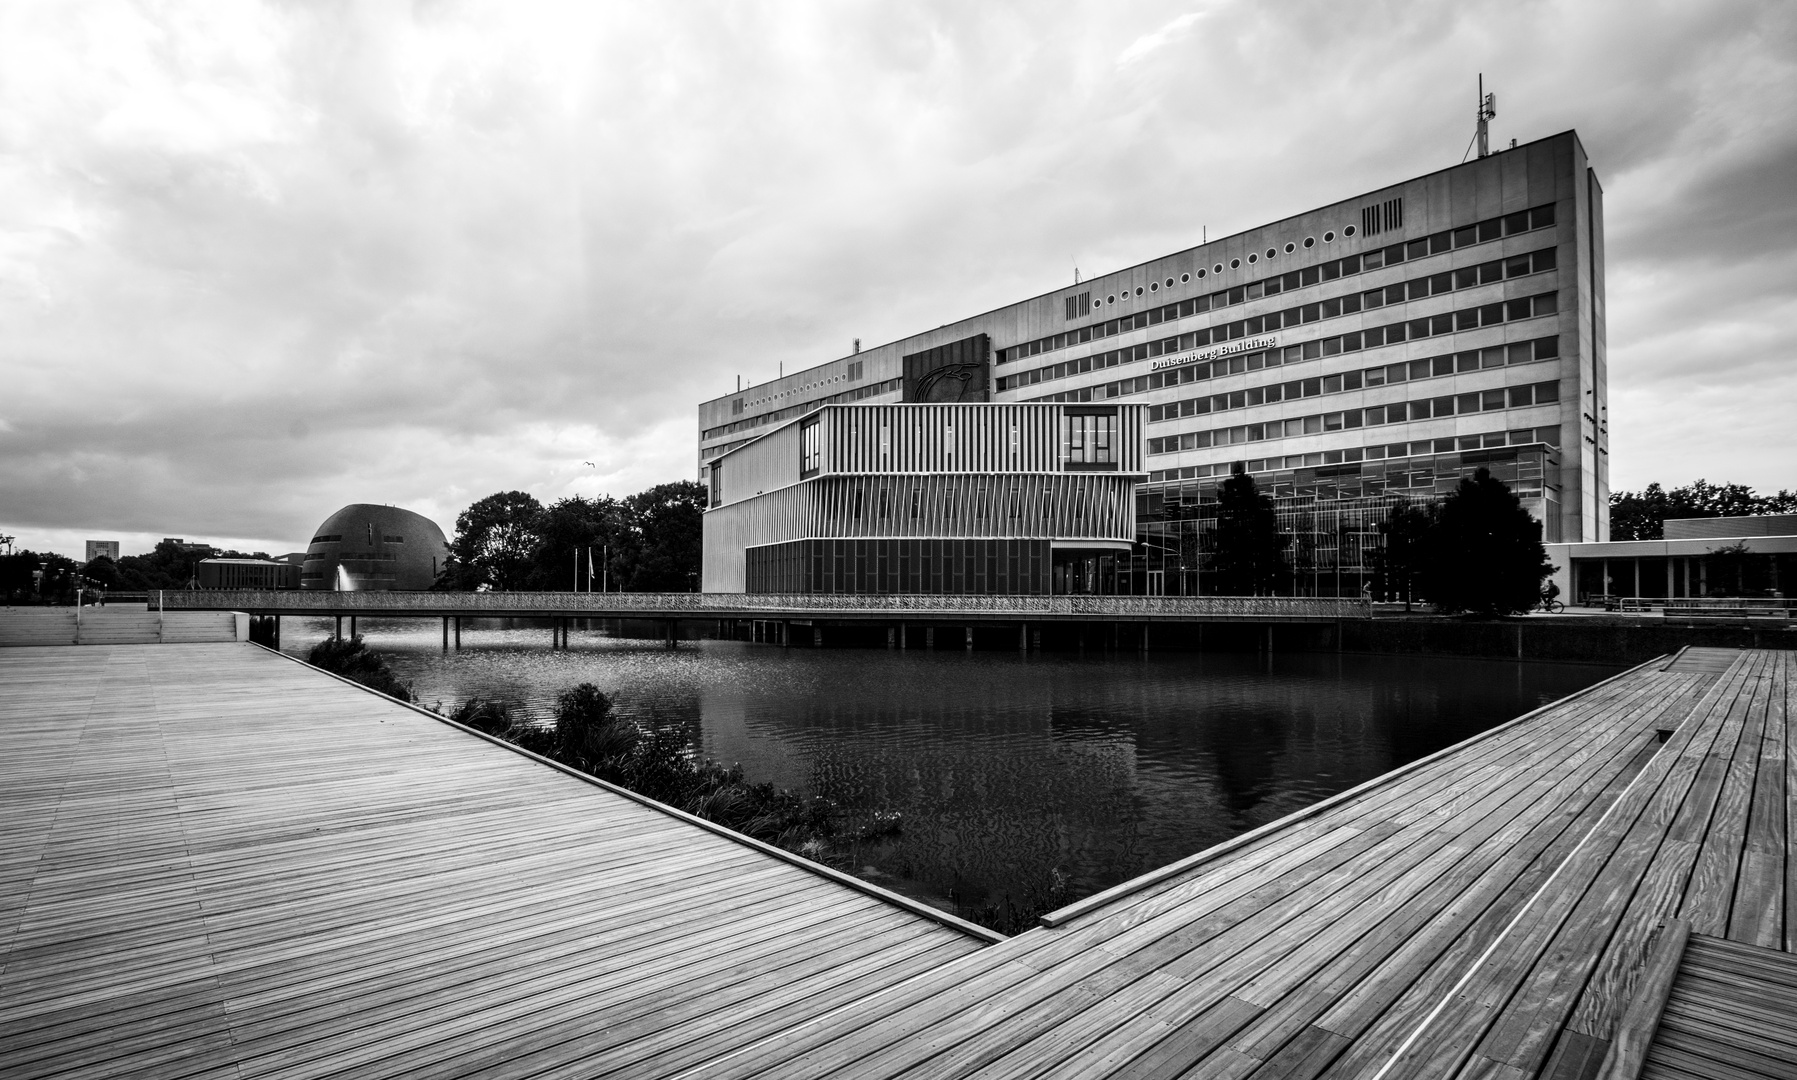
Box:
[162, 589, 1373, 649]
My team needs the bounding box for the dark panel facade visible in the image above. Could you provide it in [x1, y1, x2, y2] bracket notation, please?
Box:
[902, 334, 989, 403]
[747, 537, 1050, 595]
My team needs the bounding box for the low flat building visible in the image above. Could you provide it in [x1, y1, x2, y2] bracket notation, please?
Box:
[1547, 514, 1797, 603]
[195, 557, 302, 590]
[703, 402, 1145, 594]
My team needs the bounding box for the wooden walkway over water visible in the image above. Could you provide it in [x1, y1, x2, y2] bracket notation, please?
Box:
[2, 643, 1793, 1078]
[0, 643, 992, 1079]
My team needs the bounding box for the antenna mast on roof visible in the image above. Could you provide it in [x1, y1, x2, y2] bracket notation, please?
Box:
[1475, 74, 1497, 158]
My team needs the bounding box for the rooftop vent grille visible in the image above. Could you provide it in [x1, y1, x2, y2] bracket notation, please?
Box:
[1065, 291, 1090, 321]
[1361, 197, 1403, 236]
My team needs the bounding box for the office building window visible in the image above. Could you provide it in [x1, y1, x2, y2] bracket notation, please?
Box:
[1064, 410, 1117, 466]
[800, 418, 821, 476]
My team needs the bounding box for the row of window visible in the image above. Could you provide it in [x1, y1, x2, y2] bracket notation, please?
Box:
[1145, 425, 1563, 484]
[1023, 293, 1560, 406]
[1011, 202, 1558, 352]
[1148, 337, 1559, 423]
[998, 248, 1557, 393]
[703, 377, 902, 442]
[1146, 380, 1561, 455]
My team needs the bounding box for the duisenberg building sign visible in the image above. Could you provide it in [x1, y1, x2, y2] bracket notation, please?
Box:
[1149, 335, 1279, 373]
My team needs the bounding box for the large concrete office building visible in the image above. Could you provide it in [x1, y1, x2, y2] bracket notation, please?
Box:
[696, 130, 1607, 596]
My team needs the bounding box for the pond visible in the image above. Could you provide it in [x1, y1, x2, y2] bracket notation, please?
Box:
[281, 617, 1619, 920]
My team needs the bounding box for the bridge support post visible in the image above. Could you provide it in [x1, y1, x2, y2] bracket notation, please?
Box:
[442, 617, 448, 651]
[274, 615, 280, 649]
[454, 617, 461, 651]
[1018, 623, 1027, 652]
[667, 621, 677, 648]
[781, 621, 790, 648]
[333, 615, 342, 641]
[1142, 623, 1150, 653]
[898, 624, 907, 649]
[887, 626, 896, 649]
[925, 627, 934, 650]
[349, 616, 358, 640]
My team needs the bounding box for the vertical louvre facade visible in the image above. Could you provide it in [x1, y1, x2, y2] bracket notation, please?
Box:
[703, 403, 1145, 593]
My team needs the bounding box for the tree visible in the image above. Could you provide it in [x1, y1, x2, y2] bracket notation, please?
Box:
[525, 495, 630, 591]
[82, 556, 123, 590]
[1370, 500, 1434, 610]
[1422, 468, 1554, 615]
[1609, 479, 1771, 540]
[448, 491, 544, 591]
[0, 550, 47, 603]
[619, 481, 706, 592]
[1210, 466, 1289, 596]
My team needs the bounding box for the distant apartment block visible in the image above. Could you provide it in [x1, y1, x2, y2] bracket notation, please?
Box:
[84, 540, 120, 563]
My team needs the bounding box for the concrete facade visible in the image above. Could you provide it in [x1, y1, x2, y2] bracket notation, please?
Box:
[697, 131, 1606, 597]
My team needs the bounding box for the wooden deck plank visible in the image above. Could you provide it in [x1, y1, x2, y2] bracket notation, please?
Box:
[0, 643, 989, 1079]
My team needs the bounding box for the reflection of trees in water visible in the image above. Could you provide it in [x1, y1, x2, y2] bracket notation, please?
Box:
[1202, 707, 1290, 818]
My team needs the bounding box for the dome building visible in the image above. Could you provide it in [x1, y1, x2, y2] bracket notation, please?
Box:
[300, 504, 450, 591]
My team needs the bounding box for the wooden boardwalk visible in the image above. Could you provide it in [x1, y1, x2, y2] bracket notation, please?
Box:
[2, 642, 1792, 1079]
[0, 643, 992, 1079]
[690, 647, 1795, 1080]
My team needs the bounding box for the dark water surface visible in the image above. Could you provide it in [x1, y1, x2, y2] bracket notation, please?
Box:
[281, 617, 1619, 914]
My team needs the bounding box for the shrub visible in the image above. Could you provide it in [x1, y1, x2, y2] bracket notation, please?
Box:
[307, 636, 414, 702]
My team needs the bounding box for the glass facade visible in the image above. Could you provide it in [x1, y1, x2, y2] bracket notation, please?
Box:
[1131, 443, 1560, 598]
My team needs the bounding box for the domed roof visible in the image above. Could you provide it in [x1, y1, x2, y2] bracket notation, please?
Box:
[300, 504, 450, 591]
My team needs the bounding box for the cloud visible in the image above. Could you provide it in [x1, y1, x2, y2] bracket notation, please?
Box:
[1117, 11, 1207, 67]
[1, 0, 1794, 557]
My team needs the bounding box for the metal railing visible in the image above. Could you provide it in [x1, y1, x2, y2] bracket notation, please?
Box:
[163, 590, 1372, 620]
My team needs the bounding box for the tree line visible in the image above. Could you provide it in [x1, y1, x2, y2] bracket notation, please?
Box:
[438, 480, 705, 592]
[1209, 466, 1555, 616]
[1608, 480, 1796, 541]
[1, 539, 271, 603]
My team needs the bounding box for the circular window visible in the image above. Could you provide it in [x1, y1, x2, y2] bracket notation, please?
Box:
[1284, 242, 1296, 254]
[1181, 272, 1191, 283]
[1323, 230, 1335, 243]
[1134, 286, 1144, 296]
[1303, 236, 1315, 248]
[1344, 224, 1357, 237]
[1229, 258, 1240, 269]
[1149, 282, 1158, 292]
[1092, 298, 1101, 310]
[1106, 294, 1116, 304]
[1165, 277, 1174, 288]
[1267, 247, 1278, 259]
[1214, 263, 1224, 274]
[1194, 269, 1204, 279]
[1247, 253, 1258, 264]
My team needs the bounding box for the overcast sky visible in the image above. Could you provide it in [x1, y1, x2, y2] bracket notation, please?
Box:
[3, 0, 1793, 558]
